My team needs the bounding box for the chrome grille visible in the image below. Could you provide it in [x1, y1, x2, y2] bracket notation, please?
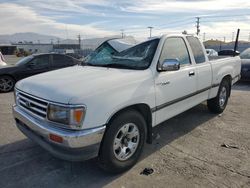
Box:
[16, 91, 48, 119]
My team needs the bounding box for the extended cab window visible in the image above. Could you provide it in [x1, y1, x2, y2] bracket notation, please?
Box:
[187, 36, 206, 64]
[159, 37, 191, 66]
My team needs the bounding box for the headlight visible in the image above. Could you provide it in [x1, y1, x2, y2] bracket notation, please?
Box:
[47, 104, 86, 128]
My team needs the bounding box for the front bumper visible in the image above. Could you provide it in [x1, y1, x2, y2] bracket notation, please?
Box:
[13, 104, 106, 161]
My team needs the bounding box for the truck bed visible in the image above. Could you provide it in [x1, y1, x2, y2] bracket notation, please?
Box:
[210, 56, 241, 85]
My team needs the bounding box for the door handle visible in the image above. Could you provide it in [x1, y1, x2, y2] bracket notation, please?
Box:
[189, 71, 195, 76]
[156, 81, 170, 86]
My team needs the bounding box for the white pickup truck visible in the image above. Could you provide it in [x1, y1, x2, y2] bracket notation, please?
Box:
[13, 34, 241, 173]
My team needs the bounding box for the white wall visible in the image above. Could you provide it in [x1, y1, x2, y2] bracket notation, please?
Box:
[15, 44, 53, 54]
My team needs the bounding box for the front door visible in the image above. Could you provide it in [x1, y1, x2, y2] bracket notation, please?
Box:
[154, 37, 197, 125]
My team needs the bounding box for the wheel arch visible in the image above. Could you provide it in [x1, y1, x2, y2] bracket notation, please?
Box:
[0, 74, 17, 82]
[106, 103, 153, 144]
[221, 74, 232, 97]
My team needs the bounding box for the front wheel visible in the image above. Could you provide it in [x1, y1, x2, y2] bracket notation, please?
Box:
[207, 79, 230, 113]
[98, 110, 147, 173]
[0, 76, 15, 93]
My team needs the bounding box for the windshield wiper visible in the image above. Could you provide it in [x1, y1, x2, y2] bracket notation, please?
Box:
[84, 62, 140, 69]
[112, 56, 143, 61]
[97, 63, 137, 69]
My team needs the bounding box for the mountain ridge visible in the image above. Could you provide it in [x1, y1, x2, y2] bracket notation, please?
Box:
[0, 32, 136, 49]
[0, 32, 63, 44]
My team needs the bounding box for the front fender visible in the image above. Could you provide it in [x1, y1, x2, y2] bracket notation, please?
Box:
[69, 74, 155, 130]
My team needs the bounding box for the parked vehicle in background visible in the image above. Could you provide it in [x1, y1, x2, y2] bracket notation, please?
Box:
[218, 49, 240, 56]
[0, 61, 7, 66]
[66, 53, 83, 60]
[206, 49, 218, 57]
[0, 53, 80, 92]
[240, 48, 250, 81]
[0, 51, 7, 66]
[13, 34, 241, 173]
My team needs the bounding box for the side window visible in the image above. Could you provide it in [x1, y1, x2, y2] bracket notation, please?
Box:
[29, 55, 49, 69]
[187, 36, 206, 64]
[53, 55, 67, 68]
[159, 37, 191, 66]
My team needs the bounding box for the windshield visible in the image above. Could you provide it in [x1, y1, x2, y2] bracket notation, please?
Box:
[15, 56, 33, 66]
[85, 39, 159, 70]
[240, 48, 250, 59]
[85, 42, 116, 63]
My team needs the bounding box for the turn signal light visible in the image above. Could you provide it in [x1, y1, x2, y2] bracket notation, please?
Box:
[49, 134, 63, 143]
[73, 109, 84, 124]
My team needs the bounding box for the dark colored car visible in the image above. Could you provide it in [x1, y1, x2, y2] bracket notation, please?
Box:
[66, 53, 83, 60]
[0, 53, 80, 92]
[240, 48, 250, 81]
[218, 49, 240, 56]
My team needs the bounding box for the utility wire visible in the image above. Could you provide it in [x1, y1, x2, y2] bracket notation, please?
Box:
[199, 14, 250, 18]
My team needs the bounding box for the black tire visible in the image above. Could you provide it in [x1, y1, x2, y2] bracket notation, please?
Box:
[0, 75, 15, 93]
[98, 110, 147, 173]
[207, 79, 230, 113]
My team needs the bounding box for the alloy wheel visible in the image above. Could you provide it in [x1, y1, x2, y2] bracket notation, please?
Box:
[219, 86, 227, 107]
[113, 123, 140, 161]
[0, 77, 14, 92]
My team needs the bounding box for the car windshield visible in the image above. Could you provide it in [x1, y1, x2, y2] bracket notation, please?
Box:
[85, 39, 159, 70]
[240, 48, 250, 59]
[15, 56, 33, 66]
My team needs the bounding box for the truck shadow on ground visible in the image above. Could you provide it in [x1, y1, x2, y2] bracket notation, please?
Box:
[232, 81, 250, 91]
[0, 103, 218, 188]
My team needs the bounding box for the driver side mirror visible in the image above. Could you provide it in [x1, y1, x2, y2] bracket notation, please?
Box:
[159, 59, 180, 71]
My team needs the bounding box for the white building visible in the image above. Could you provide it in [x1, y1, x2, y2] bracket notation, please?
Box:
[13, 43, 53, 54]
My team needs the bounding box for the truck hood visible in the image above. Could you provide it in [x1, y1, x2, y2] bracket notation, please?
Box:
[16, 65, 152, 104]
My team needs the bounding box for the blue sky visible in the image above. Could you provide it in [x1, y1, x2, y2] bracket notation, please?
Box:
[0, 0, 250, 41]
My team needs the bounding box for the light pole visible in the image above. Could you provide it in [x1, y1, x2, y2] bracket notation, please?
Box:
[203, 32, 206, 42]
[195, 17, 200, 36]
[120, 29, 124, 38]
[148, 26, 153, 38]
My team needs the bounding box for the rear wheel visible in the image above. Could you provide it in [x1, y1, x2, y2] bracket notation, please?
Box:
[0, 76, 15, 93]
[98, 110, 146, 173]
[207, 79, 230, 113]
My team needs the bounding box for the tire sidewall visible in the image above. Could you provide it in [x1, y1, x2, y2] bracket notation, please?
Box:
[99, 110, 147, 173]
